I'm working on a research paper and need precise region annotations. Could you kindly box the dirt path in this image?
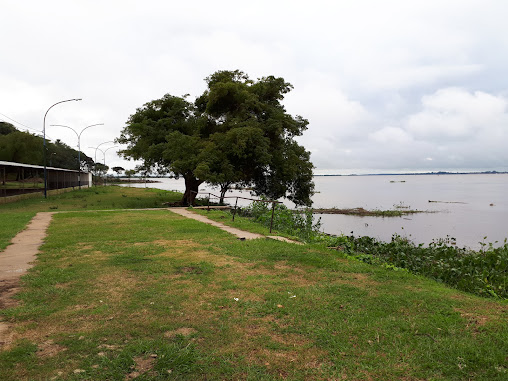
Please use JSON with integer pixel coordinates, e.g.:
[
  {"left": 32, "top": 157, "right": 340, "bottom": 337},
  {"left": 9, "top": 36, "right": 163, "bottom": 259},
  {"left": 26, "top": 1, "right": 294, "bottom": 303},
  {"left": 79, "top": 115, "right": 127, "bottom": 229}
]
[
  {"left": 0, "top": 212, "right": 54, "bottom": 348},
  {"left": 168, "top": 208, "right": 302, "bottom": 244}
]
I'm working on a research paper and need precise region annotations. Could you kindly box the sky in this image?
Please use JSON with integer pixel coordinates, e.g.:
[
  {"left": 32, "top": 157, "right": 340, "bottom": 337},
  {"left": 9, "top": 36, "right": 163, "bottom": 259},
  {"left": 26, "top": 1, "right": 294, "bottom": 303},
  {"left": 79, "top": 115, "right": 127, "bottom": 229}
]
[{"left": 1, "top": 0, "right": 507, "bottom": 175}]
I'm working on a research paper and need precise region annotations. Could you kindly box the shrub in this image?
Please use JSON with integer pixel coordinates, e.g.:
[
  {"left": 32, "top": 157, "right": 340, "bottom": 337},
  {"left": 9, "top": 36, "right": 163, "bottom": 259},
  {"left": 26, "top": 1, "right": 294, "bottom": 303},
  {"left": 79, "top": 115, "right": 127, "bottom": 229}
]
[
  {"left": 347, "top": 234, "right": 508, "bottom": 299},
  {"left": 243, "top": 200, "right": 321, "bottom": 241}
]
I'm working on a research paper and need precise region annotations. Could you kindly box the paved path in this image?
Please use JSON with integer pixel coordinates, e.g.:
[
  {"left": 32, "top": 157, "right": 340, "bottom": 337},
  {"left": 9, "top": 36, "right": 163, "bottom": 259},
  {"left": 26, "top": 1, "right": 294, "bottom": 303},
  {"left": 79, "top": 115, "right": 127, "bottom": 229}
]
[
  {"left": 0, "top": 212, "right": 54, "bottom": 347},
  {"left": 0, "top": 212, "right": 54, "bottom": 281},
  {"left": 168, "top": 208, "right": 302, "bottom": 245},
  {"left": 168, "top": 208, "right": 302, "bottom": 244}
]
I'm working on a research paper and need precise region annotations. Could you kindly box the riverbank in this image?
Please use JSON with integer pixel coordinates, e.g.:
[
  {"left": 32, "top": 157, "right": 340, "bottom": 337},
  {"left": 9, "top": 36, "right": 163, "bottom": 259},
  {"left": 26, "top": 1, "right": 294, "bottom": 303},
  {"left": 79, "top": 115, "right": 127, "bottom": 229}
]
[
  {"left": 1, "top": 187, "right": 506, "bottom": 380},
  {"left": 116, "top": 174, "right": 508, "bottom": 249}
]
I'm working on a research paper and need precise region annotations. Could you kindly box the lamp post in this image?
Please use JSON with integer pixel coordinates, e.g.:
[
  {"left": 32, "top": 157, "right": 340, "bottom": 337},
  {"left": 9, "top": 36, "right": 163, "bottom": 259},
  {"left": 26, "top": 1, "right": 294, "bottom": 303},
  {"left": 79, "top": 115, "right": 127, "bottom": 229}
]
[
  {"left": 50, "top": 123, "right": 103, "bottom": 189},
  {"left": 43, "top": 98, "right": 82, "bottom": 198},
  {"left": 102, "top": 146, "right": 118, "bottom": 186},
  {"left": 89, "top": 141, "right": 114, "bottom": 185}
]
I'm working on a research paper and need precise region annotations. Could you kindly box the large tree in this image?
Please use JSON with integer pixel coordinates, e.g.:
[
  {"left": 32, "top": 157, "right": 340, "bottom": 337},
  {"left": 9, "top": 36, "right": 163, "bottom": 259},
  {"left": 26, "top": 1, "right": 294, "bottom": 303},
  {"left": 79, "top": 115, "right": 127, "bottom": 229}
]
[{"left": 117, "top": 70, "right": 314, "bottom": 206}]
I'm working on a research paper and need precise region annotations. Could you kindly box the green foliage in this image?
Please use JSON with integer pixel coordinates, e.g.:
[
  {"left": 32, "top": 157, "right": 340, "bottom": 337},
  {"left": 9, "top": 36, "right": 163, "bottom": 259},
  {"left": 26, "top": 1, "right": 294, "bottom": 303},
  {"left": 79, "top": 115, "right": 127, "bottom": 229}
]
[
  {"left": 0, "top": 130, "right": 43, "bottom": 164},
  {"left": 0, "top": 126, "right": 93, "bottom": 170},
  {"left": 112, "top": 166, "right": 125, "bottom": 177},
  {"left": 346, "top": 235, "right": 508, "bottom": 299},
  {"left": 0, "top": 121, "right": 17, "bottom": 135},
  {"left": 243, "top": 200, "right": 320, "bottom": 241},
  {"left": 125, "top": 169, "right": 136, "bottom": 178},
  {"left": 117, "top": 70, "right": 314, "bottom": 206}
]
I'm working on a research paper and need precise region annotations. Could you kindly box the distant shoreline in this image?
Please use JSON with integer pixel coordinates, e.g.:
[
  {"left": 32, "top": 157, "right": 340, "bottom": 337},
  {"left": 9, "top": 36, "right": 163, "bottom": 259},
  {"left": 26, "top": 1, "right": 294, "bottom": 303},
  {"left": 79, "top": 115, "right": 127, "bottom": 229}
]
[
  {"left": 113, "top": 171, "right": 508, "bottom": 180},
  {"left": 314, "top": 171, "right": 508, "bottom": 177}
]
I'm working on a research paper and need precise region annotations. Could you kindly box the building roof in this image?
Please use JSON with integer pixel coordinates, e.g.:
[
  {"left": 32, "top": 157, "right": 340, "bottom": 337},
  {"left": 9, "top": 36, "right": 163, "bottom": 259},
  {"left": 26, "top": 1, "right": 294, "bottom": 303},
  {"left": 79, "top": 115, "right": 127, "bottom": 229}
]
[{"left": 0, "top": 160, "right": 87, "bottom": 173}]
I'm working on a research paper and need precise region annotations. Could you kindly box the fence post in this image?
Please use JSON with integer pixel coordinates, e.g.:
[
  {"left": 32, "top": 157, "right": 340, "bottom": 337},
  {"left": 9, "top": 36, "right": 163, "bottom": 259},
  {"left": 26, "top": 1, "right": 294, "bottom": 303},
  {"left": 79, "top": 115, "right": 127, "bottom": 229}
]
[
  {"left": 232, "top": 197, "right": 238, "bottom": 221},
  {"left": 270, "top": 202, "right": 276, "bottom": 233},
  {"left": 2, "top": 166, "right": 6, "bottom": 200},
  {"left": 207, "top": 193, "right": 210, "bottom": 211}
]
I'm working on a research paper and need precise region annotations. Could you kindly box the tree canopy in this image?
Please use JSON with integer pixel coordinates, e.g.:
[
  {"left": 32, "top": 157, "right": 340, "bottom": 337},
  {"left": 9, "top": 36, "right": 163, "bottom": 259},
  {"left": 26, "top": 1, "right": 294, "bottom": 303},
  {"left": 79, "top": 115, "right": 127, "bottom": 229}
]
[
  {"left": 117, "top": 70, "right": 314, "bottom": 206},
  {"left": 0, "top": 121, "right": 17, "bottom": 135},
  {"left": 0, "top": 123, "right": 94, "bottom": 171}
]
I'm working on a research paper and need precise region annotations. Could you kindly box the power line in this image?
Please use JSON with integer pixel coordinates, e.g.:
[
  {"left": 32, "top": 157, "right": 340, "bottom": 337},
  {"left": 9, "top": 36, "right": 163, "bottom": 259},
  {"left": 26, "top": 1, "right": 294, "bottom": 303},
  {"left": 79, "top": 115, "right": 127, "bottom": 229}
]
[
  {"left": 0, "top": 111, "right": 41, "bottom": 133},
  {"left": 0, "top": 112, "right": 58, "bottom": 141},
  {"left": 0, "top": 111, "right": 96, "bottom": 150}
]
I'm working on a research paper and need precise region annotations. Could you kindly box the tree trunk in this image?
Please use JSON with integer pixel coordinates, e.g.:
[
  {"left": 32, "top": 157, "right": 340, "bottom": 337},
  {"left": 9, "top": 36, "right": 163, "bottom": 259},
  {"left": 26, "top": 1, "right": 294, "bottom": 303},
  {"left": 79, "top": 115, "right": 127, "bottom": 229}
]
[
  {"left": 219, "top": 182, "right": 231, "bottom": 205},
  {"left": 182, "top": 175, "right": 203, "bottom": 206}
]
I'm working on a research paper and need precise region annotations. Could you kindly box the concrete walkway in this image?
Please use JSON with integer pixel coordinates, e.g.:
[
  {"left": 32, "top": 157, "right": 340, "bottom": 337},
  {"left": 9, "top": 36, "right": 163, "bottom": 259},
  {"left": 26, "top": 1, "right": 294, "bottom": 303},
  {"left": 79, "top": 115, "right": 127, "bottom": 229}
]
[
  {"left": 168, "top": 208, "right": 302, "bottom": 244},
  {"left": 0, "top": 212, "right": 54, "bottom": 281},
  {"left": 0, "top": 212, "right": 54, "bottom": 347}
]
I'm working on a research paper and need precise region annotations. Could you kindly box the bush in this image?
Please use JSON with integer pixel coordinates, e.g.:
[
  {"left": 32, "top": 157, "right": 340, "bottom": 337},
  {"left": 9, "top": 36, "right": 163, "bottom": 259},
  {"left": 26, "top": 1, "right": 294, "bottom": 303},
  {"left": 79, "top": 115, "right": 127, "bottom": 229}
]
[
  {"left": 242, "top": 200, "right": 321, "bottom": 241},
  {"left": 347, "top": 234, "right": 508, "bottom": 299}
]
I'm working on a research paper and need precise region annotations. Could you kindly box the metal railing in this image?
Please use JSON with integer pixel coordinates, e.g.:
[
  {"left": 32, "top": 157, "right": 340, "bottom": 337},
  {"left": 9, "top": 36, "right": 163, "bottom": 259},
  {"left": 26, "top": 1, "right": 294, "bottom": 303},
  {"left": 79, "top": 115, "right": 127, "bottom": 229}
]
[
  {"left": 190, "top": 191, "right": 281, "bottom": 233},
  {"left": 1, "top": 161, "right": 91, "bottom": 203}
]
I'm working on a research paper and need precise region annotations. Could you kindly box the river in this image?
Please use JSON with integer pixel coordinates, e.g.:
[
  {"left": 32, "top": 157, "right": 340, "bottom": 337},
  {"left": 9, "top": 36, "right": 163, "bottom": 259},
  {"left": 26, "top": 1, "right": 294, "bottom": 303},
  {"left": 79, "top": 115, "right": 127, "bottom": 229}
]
[{"left": 122, "top": 174, "right": 508, "bottom": 249}]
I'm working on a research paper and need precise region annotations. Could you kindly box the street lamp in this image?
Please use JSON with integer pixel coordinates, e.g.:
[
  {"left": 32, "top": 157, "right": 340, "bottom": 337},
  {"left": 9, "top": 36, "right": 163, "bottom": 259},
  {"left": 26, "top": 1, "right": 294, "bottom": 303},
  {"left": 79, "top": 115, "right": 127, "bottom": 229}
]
[
  {"left": 102, "top": 146, "right": 118, "bottom": 186},
  {"left": 89, "top": 141, "right": 114, "bottom": 185},
  {"left": 43, "top": 98, "right": 82, "bottom": 198},
  {"left": 50, "top": 123, "right": 104, "bottom": 189}
]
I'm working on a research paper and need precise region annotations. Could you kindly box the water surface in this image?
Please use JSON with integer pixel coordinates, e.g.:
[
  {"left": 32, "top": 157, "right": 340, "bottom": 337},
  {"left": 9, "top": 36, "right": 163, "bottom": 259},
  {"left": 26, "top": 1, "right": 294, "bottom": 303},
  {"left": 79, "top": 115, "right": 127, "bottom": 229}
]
[{"left": 123, "top": 174, "right": 508, "bottom": 249}]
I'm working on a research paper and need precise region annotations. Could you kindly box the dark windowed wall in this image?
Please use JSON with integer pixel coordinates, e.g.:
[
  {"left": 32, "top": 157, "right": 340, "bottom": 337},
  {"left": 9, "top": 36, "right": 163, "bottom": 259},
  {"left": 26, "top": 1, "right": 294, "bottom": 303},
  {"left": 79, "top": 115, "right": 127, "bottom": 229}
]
[{"left": 0, "top": 160, "right": 91, "bottom": 201}]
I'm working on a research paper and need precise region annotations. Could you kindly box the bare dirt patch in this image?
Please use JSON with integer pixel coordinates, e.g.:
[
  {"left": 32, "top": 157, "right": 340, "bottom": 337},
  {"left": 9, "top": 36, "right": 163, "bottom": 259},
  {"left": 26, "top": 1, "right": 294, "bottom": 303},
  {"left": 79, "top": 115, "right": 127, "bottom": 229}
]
[
  {"left": 455, "top": 308, "right": 491, "bottom": 331},
  {"left": 164, "top": 327, "right": 197, "bottom": 338},
  {"left": 37, "top": 339, "right": 67, "bottom": 358},
  {"left": 76, "top": 244, "right": 94, "bottom": 251},
  {"left": 234, "top": 317, "right": 329, "bottom": 372},
  {"left": 0, "top": 279, "right": 20, "bottom": 310},
  {"left": 125, "top": 355, "right": 157, "bottom": 380}
]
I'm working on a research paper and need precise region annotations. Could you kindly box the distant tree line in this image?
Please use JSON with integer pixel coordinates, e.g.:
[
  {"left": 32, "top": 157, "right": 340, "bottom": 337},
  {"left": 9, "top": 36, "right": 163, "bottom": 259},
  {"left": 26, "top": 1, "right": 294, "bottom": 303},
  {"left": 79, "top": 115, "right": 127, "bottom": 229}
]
[{"left": 0, "top": 121, "right": 94, "bottom": 171}]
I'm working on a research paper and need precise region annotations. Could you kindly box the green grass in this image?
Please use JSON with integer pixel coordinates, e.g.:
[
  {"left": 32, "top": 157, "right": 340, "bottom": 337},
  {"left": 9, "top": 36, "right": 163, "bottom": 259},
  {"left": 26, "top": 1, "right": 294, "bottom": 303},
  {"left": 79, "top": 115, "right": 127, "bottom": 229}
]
[
  {"left": 0, "top": 212, "right": 37, "bottom": 250},
  {"left": 0, "top": 185, "right": 182, "bottom": 213},
  {"left": 0, "top": 186, "right": 181, "bottom": 251},
  {"left": 1, "top": 210, "right": 507, "bottom": 380},
  {"left": 1, "top": 181, "right": 44, "bottom": 189},
  {"left": 192, "top": 208, "right": 300, "bottom": 240}
]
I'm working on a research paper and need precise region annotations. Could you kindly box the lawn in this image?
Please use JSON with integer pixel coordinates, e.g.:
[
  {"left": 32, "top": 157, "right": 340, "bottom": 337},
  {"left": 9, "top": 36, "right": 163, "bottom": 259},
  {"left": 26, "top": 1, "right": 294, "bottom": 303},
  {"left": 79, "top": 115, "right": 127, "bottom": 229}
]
[
  {"left": 0, "top": 186, "right": 181, "bottom": 250},
  {"left": 1, "top": 206, "right": 507, "bottom": 380}
]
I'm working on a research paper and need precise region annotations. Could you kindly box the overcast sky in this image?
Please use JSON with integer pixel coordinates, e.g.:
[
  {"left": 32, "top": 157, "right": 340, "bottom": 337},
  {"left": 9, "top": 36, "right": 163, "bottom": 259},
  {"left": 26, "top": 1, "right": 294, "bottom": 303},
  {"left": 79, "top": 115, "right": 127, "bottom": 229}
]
[{"left": 1, "top": 0, "right": 507, "bottom": 174}]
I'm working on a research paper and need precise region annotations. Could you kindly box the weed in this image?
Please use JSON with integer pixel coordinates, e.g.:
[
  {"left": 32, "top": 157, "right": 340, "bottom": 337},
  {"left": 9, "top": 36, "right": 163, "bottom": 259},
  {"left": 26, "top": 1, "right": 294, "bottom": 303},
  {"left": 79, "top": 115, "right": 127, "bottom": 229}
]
[
  {"left": 344, "top": 235, "right": 508, "bottom": 299},
  {"left": 240, "top": 200, "right": 320, "bottom": 241}
]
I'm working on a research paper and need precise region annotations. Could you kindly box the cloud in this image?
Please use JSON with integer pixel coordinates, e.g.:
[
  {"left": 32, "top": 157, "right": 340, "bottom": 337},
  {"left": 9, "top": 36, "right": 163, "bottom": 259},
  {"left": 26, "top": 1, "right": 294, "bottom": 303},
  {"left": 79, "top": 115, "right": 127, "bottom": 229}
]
[
  {"left": 2, "top": 1, "right": 508, "bottom": 173},
  {"left": 305, "top": 87, "right": 508, "bottom": 173},
  {"left": 407, "top": 88, "right": 508, "bottom": 141},
  {"left": 368, "top": 127, "right": 413, "bottom": 145}
]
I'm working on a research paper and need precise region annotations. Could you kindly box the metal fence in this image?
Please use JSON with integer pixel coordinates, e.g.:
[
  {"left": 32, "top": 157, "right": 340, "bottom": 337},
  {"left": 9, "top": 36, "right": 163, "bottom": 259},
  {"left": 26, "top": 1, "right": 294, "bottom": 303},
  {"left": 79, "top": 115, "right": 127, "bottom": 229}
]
[
  {"left": 0, "top": 160, "right": 91, "bottom": 202},
  {"left": 191, "top": 191, "right": 282, "bottom": 233}
]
